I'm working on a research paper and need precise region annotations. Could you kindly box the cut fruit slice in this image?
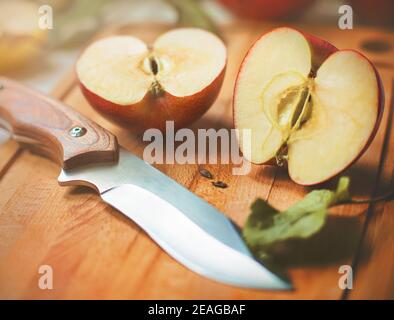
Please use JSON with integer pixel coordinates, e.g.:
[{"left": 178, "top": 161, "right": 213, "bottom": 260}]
[
  {"left": 76, "top": 28, "right": 227, "bottom": 131},
  {"left": 234, "top": 27, "right": 384, "bottom": 185}
]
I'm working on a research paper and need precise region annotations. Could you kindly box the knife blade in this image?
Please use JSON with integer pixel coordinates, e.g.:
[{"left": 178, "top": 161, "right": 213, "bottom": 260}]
[{"left": 0, "top": 77, "right": 291, "bottom": 290}]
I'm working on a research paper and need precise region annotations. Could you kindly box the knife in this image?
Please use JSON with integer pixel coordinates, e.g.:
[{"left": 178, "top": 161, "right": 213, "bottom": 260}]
[{"left": 0, "top": 77, "right": 291, "bottom": 290}]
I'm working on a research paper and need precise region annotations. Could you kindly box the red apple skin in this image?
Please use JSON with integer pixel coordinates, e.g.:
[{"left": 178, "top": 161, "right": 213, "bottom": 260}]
[
  {"left": 233, "top": 28, "right": 384, "bottom": 185},
  {"left": 301, "top": 32, "right": 338, "bottom": 73},
  {"left": 79, "top": 68, "right": 226, "bottom": 132},
  {"left": 219, "top": 0, "right": 315, "bottom": 20}
]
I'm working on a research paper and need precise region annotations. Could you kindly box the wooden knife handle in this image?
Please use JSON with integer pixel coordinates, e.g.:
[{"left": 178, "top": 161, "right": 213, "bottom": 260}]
[{"left": 0, "top": 77, "right": 119, "bottom": 169}]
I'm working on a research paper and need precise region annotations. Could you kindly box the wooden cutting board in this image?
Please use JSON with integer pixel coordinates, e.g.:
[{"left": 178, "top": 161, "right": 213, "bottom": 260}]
[{"left": 0, "top": 22, "right": 393, "bottom": 299}]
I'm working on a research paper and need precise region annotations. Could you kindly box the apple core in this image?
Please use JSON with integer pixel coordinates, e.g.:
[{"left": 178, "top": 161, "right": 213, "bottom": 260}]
[
  {"left": 234, "top": 27, "right": 383, "bottom": 185},
  {"left": 261, "top": 71, "right": 314, "bottom": 152}
]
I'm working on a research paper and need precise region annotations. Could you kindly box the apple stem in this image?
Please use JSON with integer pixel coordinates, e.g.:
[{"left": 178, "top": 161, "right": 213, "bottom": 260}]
[
  {"left": 150, "top": 80, "right": 164, "bottom": 97},
  {"left": 275, "top": 144, "right": 288, "bottom": 166},
  {"left": 335, "top": 192, "right": 394, "bottom": 206},
  {"left": 308, "top": 70, "right": 316, "bottom": 78}
]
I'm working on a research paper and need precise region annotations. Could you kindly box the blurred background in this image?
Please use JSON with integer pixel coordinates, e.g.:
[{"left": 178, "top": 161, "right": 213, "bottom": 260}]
[{"left": 0, "top": 0, "right": 393, "bottom": 93}]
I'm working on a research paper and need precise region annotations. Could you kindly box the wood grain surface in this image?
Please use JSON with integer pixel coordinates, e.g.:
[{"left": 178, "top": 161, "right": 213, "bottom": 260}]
[{"left": 0, "top": 22, "right": 393, "bottom": 299}]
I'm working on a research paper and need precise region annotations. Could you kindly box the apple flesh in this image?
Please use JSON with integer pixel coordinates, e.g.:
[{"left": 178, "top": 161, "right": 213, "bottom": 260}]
[
  {"left": 234, "top": 27, "right": 384, "bottom": 185},
  {"left": 76, "top": 28, "right": 227, "bottom": 132}
]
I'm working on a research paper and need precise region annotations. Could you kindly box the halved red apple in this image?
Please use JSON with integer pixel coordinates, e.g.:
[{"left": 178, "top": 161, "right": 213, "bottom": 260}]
[
  {"left": 76, "top": 28, "right": 227, "bottom": 132},
  {"left": 234, "top": 27, "right": 384, "bottom": 185}
]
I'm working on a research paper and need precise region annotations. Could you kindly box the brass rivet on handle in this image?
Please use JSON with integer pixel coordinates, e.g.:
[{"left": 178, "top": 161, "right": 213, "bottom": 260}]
[{"left": 69, "top": 126, "right": 86, "bottom": 138}]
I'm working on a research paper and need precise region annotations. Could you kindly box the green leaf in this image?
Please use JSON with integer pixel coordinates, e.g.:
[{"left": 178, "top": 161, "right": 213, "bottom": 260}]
[
  {"left": 164, "top": 0, "right": 220, "bottom": 36},
  {"left": 335, "top": 176, "right": 351, "bottom": 203},
  {"left": 242, "top": 177, "right": 351, "bottom": 254}
]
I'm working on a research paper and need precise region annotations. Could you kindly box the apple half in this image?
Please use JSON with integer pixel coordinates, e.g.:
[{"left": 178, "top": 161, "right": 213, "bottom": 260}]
[
  {"left": 234, "top": 27, "right": 384, "bottom": 185},
  {"left": 76, "top": 28, "right": 227, "bottom": 132}
]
